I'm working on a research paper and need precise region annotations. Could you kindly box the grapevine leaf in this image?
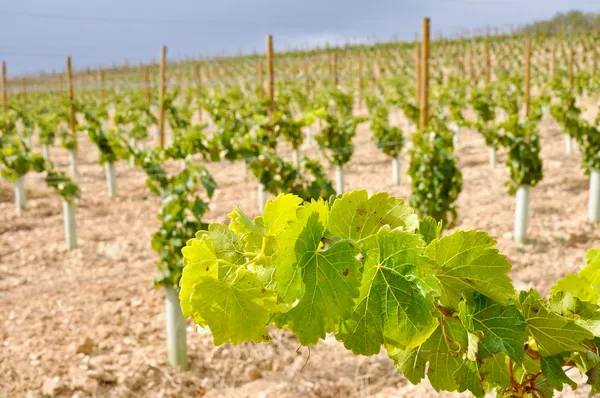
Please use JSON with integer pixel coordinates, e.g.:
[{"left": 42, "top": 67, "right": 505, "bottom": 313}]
[
  {"left": 540, "top": 354, "right": 577, "bottom": 391},
  {"left": 424, "top": 230, "right": 514, "bottom": 309},
  {"left": 195, "top": 223, "right": 244, "bottom": 265},
  {"left": 520, "top": 290, "right": 593, "bottom": 356},
  {"left": 587, "top": 365, "right": 600, "bottom": 396},
  {"left": 388, "top": 346, "right": 426, "bottom": 385},
  {"left": 422, "top": 318, "right": 469, "bottom": 393},
  {"left": 459, "top": 294, "right": 527, "bottom": 362},
  {"left": 262, "top": 193, "right": 304, "bottom": 237},
  {"left": 276, "top": 211, "right": 360, "bottom": 345},
  {"left": 180, "top": 236, "right": 220, "bottom": 323},
  {"left": 337, "top": 228, "right": 438, "bottom": 355},
  {"left": 549, "top": 291, "right": 600, "bottom": 334},
  {"left": 227, "top": 207, "right": 264, "bottom": 252},
  {"left": 550, "top": 274, "right": 599, "bottom": 303},
  {"left": 328, "top": 190, "right": 419, "bottom": 249},
  {"left": 418, "top": 216, "right": 443, "bottom": 244},
  {"left": 551, "top": 248, "right": 600, "bottom": 303},
  {"left": 586, "top": 248, "right": 600, "bottom": 263},
  {"left": 190, "top": 268, "right": 276, "bottom": 345},
  {"left": 455, "top": 360, "right": 485, "bottom": 398},
  {"left": 480, "top": 353, "right": 512, "bottom": 392}
]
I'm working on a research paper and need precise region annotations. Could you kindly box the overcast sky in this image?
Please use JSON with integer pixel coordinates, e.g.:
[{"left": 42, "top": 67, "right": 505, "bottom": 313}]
[{"left": 1, "top": 0, "right": 598, "bottom": 76}]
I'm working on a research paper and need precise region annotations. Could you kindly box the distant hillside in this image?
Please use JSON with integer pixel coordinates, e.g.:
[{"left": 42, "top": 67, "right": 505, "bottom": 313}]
[{"left": 519, "top": 10, "right": 600, "bottom": 36}]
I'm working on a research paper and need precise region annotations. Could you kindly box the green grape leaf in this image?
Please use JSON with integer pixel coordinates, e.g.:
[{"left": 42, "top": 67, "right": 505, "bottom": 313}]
[
  {"left": 549, "top": 291, "right": 600, "bottom": 334},
  {"left": 228, "top": 206, "right": 262, "bottom": 235},
  {"left": 422, "top": 318, "right": 470, "bottom": 393},
  {"left": 190, "top": 268, "right": 276, "bottom": 345},
  {"left": 271, "top": 199, "right": 329, "bottom": 305},
  {"left": 424, "top": 230, "right": 514, "bottom": 309},
  {"left": 540, "top": 354, "right": 577, "bottom": 391},
  {"left": 418, "top": 216, "right": 443, "bottom": 244},
  {"left": 480, "top": 353, "right": 512, "bottom": 391},
  {"left": 276, "top": 209, "right": 360, "bottom": 345},
  {"left": 337, "top": 228, "right": 439, "bottom": 355},
  {"left": 328, "top": 190, "right": 419, "bottom": 248},
  {"left": 459, "top": 294, "right": 527, "bottom": 362},
  {"left": 586, "top": 248, "right": 600, "bottom": 263},
  {"left": 195, "top": 223, "right": 244, "bottom": 265},
  {"left": 227, "top": 207, "right": 264, "bottom": 252},
  {"left": 550, "top": 274, "right": 599, "bottom": 303},
  {"left": 388, "top": 345, "right": 426, "bottom": 385},
  {"left": 262, "top": 193, "right": 303, "bottom": 237},
  {"left": 587, "top": 365, "right": 600, "bottom": 396},
  {"left": 180, "top": 236, "right": 220, "bottom": 323},
  {"left": 520, "top": 290, "right": 593, "bottom": 357},
  {"left": 551, "top": 249, "right": 600, "bottom": 303},
  {"left": 455, "top": 360, "right": 485, "bottom": 398}
]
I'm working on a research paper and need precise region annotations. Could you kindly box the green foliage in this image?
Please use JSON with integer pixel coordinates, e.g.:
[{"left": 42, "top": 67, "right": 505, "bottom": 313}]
[
  {"left": 366, "top": 95, "right": 404, "bottom": 157},
  {"left": 498, "top": 115, "right": 544, "bottom": 195},
  {"left": 180, "top": 190, "right": 600, "bottom": 397},
  {"left": 0, "top": 137, "right": 46, "bottom": 181},
  {"left": 247, "top": 149, "right": 335, "bottom": 201},
  {"left": 311, "top": 89, "right": 366, "bottom": 167},
  {"left": 408, "top": 127, "right": 462, "bottom": 229},
  {"left": 152, "top": 162, "right": 216, "bottom": 288}
]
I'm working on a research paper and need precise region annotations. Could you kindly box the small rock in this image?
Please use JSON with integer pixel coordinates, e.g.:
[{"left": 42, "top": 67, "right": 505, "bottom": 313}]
[
  {"left": 502, "top": 232, "right": 513, "bottom": 239},
  {"left": 42, "top": 376, "right": 64, "bottom": 396},
  {"left": 76, "top": 337, "right": 95, "bottom": 355},
  {"left": 244, "top": 365, "right": 262, "bottom": 381},
  {"left": 272, "top": 359, "right": 284, "bottom": 372}
]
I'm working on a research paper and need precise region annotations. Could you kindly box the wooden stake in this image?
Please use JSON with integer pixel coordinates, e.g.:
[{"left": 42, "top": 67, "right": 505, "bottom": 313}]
[
  {"left": 414, "top": 34, "right": 421, "bottom": 104},
  {"left": 266, "top": 34, "right": 275, "bottom": 116},
  {"left": 420, "top": 18, "right": 430, "bottom": 131},
  {"left": 525, "top": 40, "right": 531, "bottom": 119},
  {"left": 331, "top": 52, "right": 338, "bottom": 87},
  {"left": 568, "top": 46, "right": 574, "bottom": 89},
  {"left": 98, "top": 70, "right": 104, "bottom": 104},
  {"left": 256, "top": 61, "right": 264, "bottom": 95},
  {"left": 21, "top": 79, "right": 27, "bottom": 110},
  {"left": 303, "top": 58, "right": 310, "bottom": 95},
  {"left": 143, "top": 68, "right": 150, "bottom": 105},
  {"left": 485, "top": 34, "right": 492, "bottom": 83},
  {"left": 158, "top": 45, "right": 167, "bottom": 147},
  {"left": 66, "top": 56, "right": 76, "bottom": 135},
  {"left": 593, "top": 46, "right": 598, "bottom": 76},
  {"left": 1, "top": 61, "right": 7, "bottom": 117}
]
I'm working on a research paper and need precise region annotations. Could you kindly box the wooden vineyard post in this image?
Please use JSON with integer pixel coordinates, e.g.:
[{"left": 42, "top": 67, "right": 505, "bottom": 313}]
[
  {"left": 331, "top": 52, "right": 338, "bottom": 87},
  {"left": 194, "top": 63, "right": 202, "bottom": 121},
  {"left": 358, "top": 52, "right": 365, "bottom": 107},
  {"left": 568, "top": 46, "right": 574, "bottom": 89},
  {"left": 266, "top": 34, "right": 275, "bottom": 116},
  {"left": 98, "top": 70, "right": 104, "bottom": 104},
  {"left": 1, "top": 61, "right": 7, "bottom": 123},
  {"left": 21, "top": 78, "right": 27, "bottom": 110},
  {"left": 485, "top": 33, "right": 492, "bottom": 84},
  {"left": 158, "top": 45, "right": 167, "bottom": 147},
  {"left": 303, "top": 58, "right": 310, "bottom": 95},
  {"left": 420, "top": 18, "right": 430, "bottom": 132},
  {"left": 593, "top": 46, "right": 598, "bottom": 77},
  {"left": 515, "top": 39, "right": 532, "bottom": 244},
  {"left": 524, "top": 40, "right": 531, "bottom": 119},
  {"left": 412, "top": 34, "right": 420, "bottom": 134},
  {"left": 566, "top": 46, "right": 575, "bottom": 155},
  {"left": 143, "top": 68, "right": 151, "bottom": 106},
  {"left": 66, "top": 56, "right": 78, "bottom": 175},
  {"left": 256, "top": 61, "right": 264, "bottom": 96}
]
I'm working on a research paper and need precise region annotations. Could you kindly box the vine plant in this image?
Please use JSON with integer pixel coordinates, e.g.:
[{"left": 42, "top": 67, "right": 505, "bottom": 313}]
[{"left": 179, "top": 190, "right": 600, "bottom": 397}]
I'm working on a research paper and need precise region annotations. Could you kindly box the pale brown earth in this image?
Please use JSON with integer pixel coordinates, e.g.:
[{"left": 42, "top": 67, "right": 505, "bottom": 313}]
[{"left": 1, "top": 108, "right": 599, "bottom": 397}]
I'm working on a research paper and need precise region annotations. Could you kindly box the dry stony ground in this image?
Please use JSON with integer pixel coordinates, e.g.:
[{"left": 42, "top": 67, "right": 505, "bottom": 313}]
[{"left": 1, "top": 107, "right": 599, "bottom": 398}]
